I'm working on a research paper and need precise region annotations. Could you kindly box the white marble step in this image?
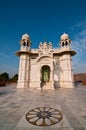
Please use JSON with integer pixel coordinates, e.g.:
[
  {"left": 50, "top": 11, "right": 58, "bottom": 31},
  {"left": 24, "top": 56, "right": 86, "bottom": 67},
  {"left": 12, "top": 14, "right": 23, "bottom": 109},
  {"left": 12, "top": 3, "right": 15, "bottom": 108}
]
[{"left": 42, "top": 83, "right": 53, "bottom": 89}]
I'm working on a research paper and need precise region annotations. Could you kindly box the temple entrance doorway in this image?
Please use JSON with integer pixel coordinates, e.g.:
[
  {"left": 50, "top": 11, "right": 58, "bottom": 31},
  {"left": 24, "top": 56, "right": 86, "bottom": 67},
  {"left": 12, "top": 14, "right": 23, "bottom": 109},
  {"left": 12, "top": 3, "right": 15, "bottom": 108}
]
[{"left": 41, "top": 65, "right": 50, "bottom": 89}]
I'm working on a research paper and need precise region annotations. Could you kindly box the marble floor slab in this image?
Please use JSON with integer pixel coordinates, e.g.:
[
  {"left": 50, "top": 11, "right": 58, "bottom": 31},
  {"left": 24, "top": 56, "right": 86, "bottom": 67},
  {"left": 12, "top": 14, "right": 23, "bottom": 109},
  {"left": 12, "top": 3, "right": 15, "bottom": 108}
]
[{"left": 0, "top": 84, "right": 86, "bottom": 130}]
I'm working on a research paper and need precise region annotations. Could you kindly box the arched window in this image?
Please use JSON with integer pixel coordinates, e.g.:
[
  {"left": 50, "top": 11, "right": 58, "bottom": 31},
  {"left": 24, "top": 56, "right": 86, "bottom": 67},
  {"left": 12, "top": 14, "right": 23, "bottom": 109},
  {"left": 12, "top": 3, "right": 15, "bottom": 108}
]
[
  {"left": 27, "top": 42, "right": 29, "bottom": 47},
  {"left": 23, "top": 42, "right": 26, "bottom": 46},
  {"left": 66, "top": 41, "right": 68, "bottom": 46},
  {"left": 62, "top": 42, "right": 64, "bottom": 47}
]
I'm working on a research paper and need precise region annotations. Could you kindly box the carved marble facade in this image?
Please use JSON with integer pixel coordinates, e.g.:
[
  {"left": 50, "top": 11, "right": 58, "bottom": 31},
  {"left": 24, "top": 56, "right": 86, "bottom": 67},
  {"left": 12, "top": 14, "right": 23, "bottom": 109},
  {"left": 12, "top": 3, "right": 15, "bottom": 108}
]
[{"left": 16, "top": 33, "right": 76, "bottom": 89}]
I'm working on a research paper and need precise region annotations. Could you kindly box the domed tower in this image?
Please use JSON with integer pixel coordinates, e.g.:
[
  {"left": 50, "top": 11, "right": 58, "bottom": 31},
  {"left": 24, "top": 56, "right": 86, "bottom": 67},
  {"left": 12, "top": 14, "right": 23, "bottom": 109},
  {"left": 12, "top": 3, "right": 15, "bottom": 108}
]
[
  {"left": 16, "top": 33, "right": 31, "bottom": 88},
  {"left": 60, "top": 33, "right": 71, "bottom": 47},
  {"left": 20, "top": 33, "right": 31, "bottom": 48},
  {"left": 59, "top": 33, "right": 76, "bottom": 88}
]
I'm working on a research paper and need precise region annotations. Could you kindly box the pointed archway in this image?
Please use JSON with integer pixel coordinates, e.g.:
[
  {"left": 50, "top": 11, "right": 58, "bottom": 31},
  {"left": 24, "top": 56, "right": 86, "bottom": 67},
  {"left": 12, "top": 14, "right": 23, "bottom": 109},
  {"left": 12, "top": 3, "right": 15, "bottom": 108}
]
[{"left": 41, "top": 65, "right": 50, "bottom": 82}]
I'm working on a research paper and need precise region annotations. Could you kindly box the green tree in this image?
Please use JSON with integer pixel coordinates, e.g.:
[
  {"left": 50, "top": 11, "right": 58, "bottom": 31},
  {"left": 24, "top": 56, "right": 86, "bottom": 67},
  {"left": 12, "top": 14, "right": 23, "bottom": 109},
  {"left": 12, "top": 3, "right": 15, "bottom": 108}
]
[
  {"left": 0, "top": 72, "right": 9, "bottom": 82},
  {"left": 11, "top": 74, "right": 18, "bottom": 82}
]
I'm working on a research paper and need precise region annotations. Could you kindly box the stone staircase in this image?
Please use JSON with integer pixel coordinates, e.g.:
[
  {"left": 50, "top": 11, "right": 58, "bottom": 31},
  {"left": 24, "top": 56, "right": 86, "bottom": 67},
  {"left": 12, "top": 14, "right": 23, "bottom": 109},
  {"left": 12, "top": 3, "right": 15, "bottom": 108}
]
[{"left": 42, "top": 82, "right": 53, "bottom": 89}]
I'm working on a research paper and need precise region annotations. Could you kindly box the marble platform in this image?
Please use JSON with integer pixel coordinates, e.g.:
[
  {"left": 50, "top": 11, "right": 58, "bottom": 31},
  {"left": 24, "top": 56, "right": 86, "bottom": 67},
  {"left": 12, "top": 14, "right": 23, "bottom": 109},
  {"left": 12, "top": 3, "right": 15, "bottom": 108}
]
[{"left": 0, "top": 84, "right": 86, "bottom": 130}]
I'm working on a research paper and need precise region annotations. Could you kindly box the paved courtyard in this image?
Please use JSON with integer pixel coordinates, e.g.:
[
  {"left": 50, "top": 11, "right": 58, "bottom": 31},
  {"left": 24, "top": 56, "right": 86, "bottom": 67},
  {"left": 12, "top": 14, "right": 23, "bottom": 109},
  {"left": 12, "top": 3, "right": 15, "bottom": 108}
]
[{"left": 0, "top": 84, "right": 86, "bottom": 130}]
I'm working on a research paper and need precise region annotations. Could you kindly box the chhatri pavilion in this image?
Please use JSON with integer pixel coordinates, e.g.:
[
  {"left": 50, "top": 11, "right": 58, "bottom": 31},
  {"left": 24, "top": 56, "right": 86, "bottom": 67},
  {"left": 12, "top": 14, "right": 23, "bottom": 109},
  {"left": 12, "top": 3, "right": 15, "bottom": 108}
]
[{"left": 16, "top": 33, "right": 76, "bottom": 89}]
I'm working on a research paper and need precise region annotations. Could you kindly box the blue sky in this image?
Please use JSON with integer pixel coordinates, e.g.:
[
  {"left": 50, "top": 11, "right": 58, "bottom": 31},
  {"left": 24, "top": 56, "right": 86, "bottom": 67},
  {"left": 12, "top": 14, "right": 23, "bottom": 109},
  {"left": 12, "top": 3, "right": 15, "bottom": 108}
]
[{"left": 0, "top": 0, "right": 86, "bottom": 77}]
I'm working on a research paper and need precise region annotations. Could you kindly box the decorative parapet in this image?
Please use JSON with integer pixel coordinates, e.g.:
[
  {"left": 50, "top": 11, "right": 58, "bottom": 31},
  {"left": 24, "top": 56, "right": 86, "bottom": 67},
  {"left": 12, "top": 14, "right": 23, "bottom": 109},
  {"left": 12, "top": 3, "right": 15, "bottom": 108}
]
[
  {"left": 16, "top": 46, "right": 31, "bottom": 56},
  {"left": 59, "top": 45, "right": 71, "bottom": 52},
  {"left": 20, "top": 46, "right": 30, "bottom": 51},
  {"left": 53, "top": 48, "right": 60, "bottom": 53},
  {"left": 38, "top": 41, "right": 53, "bottom": 56},
  {"left": 53, "top": 46, "right": 76, "bottom": 56},
  {"left": 31, "top": 49, "right": 39, "bottom": 53}
]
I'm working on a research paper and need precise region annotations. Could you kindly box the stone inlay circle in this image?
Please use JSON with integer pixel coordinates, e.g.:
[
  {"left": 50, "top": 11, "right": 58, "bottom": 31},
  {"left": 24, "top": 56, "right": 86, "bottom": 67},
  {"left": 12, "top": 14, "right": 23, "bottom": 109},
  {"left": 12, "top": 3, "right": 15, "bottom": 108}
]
[{"left": 26, "top": 107, "right": 63, "bottom": 126}]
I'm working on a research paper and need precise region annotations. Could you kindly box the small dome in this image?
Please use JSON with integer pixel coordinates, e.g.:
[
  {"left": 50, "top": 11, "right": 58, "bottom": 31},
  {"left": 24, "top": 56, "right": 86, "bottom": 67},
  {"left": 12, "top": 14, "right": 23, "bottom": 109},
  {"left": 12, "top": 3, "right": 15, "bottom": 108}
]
[
  {"left": 60, "top": 33, "right": 69, "bottom": 40},
  {"left": 22, "top": 33, "right": 30, "bottom": 40}
]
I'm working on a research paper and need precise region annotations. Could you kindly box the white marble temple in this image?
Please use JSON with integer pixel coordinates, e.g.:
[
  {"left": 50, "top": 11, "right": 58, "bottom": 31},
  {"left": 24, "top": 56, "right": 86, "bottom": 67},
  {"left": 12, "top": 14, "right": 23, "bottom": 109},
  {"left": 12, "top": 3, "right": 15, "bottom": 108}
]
[{"left": 16, "top": 33, "right": 76, "bottom": 89}]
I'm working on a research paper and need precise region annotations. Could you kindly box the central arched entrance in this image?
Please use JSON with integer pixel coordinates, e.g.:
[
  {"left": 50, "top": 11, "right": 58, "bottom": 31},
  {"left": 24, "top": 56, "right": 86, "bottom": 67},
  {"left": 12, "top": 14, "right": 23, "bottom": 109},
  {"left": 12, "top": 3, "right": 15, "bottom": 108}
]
[{"left": 41, "top": 65, "right": 50, "bottom": 82}]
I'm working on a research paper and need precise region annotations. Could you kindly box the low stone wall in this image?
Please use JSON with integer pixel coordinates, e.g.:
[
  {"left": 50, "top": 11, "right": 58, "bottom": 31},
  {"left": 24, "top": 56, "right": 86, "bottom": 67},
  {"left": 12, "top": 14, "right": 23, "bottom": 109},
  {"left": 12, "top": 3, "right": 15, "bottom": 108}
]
[
  {"left": 0, "top": 82, "right": 17, "bottom": 87},
  {"left": 0, "top": 82, "right": 6, "bottom": 87},
  {"left": 82, "top": 80, "right": 86, "bottom": 85}
]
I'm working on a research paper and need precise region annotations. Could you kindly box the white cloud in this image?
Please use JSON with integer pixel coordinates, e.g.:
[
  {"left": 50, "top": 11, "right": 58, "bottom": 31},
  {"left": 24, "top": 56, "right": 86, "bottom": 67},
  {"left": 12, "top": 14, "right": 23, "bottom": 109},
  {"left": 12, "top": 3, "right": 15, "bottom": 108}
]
[{"left": 71, "top": 20, "right": 86, "bottom": 73}]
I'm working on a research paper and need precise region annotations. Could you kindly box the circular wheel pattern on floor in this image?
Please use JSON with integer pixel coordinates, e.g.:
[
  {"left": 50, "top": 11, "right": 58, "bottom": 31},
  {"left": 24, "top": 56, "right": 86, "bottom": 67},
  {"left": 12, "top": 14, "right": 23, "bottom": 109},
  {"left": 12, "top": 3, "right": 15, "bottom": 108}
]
[{"left": 26, "top": 107, "right": 63, "bottom": 126}]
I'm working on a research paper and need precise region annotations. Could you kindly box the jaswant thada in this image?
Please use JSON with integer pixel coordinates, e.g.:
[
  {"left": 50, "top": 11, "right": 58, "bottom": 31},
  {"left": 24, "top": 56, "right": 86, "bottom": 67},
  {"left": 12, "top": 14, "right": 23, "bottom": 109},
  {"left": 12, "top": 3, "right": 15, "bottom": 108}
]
[{"left": 16, "top": 33, "right": 76, "bottom": 89}]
